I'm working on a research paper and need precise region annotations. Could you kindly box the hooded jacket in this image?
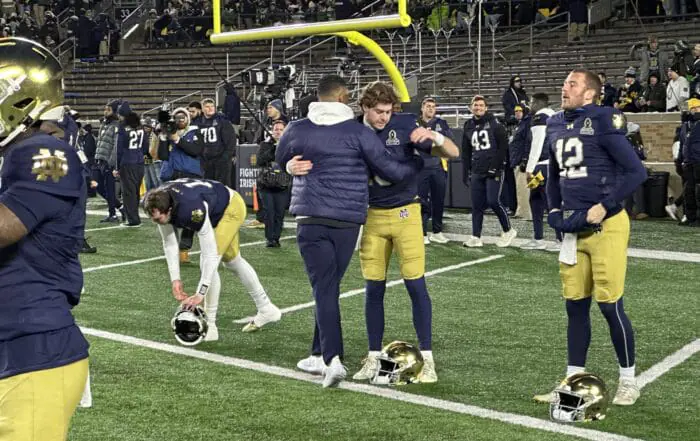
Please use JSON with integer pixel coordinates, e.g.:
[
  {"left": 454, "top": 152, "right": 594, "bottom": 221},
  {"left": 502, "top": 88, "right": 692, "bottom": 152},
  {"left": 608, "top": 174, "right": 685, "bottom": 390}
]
[
  {"left": 275, "top": 102, "right": 422, "bottom": 225},
  {"left": 158, "top": 107, "right": 204, "bottom": 180},
  {"left": 501, "top": 76, "right": 529, "bottom": 123},
  {"left": 95, "top": 114, "right": 119, "bottom": 167}
]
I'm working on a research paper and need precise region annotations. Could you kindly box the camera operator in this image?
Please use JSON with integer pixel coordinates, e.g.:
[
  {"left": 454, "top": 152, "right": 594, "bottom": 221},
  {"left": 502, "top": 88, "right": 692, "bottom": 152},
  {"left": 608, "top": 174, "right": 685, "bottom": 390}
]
[{"left": 199, "top": 98, "right": 237, "bottom": 186}]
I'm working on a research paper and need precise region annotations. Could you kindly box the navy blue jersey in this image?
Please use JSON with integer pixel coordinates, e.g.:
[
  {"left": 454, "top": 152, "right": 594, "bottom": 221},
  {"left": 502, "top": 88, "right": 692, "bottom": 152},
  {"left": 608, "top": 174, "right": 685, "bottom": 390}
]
[
  {"left": 546, "top": 105, "right": 647, "bottom": 213},
  {"left": 366, "top": 113, "right": 431, "bottom": 208},
  {"left": 461, "top": 113, "right": 509, "bottom": 175},
  {"left": 198, "top": 114, "right": 234, "bottom": 160},
  {"left": 117, "top": 125, "right": 147, "bottom": 167},
  {"left": 418, "top": 116, "right": 453, "bottom": 168},
  {"left": 0, "top": 133, "right": 89, "bottom": 379},
  {"left": 164, "top": 178, "right": 232, "bottom": 231}
]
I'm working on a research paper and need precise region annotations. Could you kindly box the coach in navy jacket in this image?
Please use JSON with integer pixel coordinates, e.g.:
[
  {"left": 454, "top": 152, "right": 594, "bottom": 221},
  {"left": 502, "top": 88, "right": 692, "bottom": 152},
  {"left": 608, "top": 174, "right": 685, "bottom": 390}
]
[{"left": 275, "top": 75, "right": 422, "bottom": 387}]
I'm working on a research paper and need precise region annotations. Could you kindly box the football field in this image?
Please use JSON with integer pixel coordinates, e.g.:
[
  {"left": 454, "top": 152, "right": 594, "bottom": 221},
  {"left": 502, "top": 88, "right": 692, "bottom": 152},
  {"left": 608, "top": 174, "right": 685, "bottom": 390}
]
[{"left": 71, "top": 206, "right": 700, "bottom": 441}]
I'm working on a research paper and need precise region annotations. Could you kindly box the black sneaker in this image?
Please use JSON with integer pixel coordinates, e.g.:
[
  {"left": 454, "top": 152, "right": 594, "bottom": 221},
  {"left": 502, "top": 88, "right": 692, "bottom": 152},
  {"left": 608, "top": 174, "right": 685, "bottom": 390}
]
[
  {"left": 273, "top": 240, "right": 281, "bottom": 248},
  {"left": 80, "top": 239, "right": 97, "bottom": 254},
  {"left": 99, "top": 215, "right": 119, "bottom": 223},
  {"left": 266, "top": 240, "right": 275, "bottom": 248}
]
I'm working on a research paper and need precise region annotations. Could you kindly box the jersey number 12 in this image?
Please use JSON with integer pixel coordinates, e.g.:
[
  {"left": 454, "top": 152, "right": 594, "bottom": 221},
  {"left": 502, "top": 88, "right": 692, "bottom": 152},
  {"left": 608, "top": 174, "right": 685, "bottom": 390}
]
[{"left": 555, "top": 137, "right": 588, "bottom": 179}]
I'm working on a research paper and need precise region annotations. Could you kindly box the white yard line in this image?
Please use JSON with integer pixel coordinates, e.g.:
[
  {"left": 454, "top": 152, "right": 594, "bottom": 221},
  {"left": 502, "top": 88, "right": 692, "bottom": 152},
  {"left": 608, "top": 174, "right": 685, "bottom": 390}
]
[
  {"left": 82, "top": 236, "right": 297, "bottom": 273},
  {"left": 637, "top": 339, "right": 700, "bottom": 390},
  {"left": 85, "top": 225, "right": 130, "bottom": 232},
  {"left": 442, "top": 233, "right": 700, "bottom": 263},
  {"left": 80, "top": 327, "right": 644, "bottom": 441},
  {"left": 232, "top": 255, "right": 505, "bottom": 324}
]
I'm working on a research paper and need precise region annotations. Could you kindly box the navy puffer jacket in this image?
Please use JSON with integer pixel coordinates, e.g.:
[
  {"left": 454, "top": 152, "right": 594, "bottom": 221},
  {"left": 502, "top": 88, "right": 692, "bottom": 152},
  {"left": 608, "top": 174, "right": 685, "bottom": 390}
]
[{"left": 276, "top": 102, "right": 422, "bottom": 224}]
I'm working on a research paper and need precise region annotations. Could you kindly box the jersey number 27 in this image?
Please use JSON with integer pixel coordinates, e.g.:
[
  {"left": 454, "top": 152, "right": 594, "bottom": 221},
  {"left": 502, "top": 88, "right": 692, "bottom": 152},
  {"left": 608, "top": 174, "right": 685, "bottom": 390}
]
[{"left": 555, "top": 137, "right": 588, "bottom": 178}]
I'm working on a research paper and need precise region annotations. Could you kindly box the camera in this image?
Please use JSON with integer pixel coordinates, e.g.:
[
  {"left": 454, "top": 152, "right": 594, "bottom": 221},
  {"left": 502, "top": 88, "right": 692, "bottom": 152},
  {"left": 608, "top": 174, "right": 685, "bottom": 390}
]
[{"left": 157, "top": 110, "right": 179, "bottom": 134}]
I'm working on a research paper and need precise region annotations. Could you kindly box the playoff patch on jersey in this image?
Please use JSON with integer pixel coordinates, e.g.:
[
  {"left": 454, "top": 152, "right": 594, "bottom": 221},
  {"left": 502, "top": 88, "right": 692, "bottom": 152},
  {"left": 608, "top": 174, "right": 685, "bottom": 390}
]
[
  {"left": 386, "top": 130, "right": 401, "bottom": 146},
  {"left": 31, "top": 149, "right": 68, "bottom": 182}
]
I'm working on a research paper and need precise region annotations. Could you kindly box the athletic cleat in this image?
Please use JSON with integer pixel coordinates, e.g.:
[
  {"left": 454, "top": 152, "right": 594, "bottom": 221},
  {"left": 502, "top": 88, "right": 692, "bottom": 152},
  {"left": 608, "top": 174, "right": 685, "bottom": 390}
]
[
  {"left": 203, "top": 323, "right": 219, "bottom": 342},
  {"left": 429, "top": 232, "right": 449, "bottom": 244},
  {"left": 352, "top": 354, "right": 379, "bottom": 381},
  {"left": 322, "top": 356, "right": 346, "bottom": 388},
  {"left": 179, "top": 251, "right": 190, "bottom": 264},
  {"left": 242, "top": 303, "right": 282, "bottom": 332},
  {"left": 297, "top": 355, "right": 326, "bottom": 376},
  {"left": 463, "top": 236, "right": 483, "bottom": 248},
  {"left": 417, "top": 358, "right": 438, "bottom": 383},
  {"left": 496, "top": 229, "right": 518, "bottom": 247},
  {"left": 520, "top": 239, "right": 547, "bottom": 250},
  {"left": 612, "top": 379, "right": 640, "bottom": 406}
]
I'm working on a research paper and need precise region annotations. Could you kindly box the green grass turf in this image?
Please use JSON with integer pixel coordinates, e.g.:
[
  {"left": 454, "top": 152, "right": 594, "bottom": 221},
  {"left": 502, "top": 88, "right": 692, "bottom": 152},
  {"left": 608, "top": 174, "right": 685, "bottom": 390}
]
[{"left": 71, "top": 214, "right": 700, "bottom": 440}]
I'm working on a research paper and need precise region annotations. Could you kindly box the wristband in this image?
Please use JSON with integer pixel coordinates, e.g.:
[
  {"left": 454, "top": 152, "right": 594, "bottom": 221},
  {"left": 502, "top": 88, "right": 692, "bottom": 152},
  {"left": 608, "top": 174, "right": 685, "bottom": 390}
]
[{"left": 197, "top": 284, "right": 209, "bottom": 296}]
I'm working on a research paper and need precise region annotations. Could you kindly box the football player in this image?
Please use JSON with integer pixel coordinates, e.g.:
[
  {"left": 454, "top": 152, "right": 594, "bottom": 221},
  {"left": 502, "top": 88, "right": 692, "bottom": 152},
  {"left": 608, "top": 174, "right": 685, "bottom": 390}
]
[
  {"left": 534, "top": 69, "right": 647, "bottom": 406},
  {"left": 0, "top": 37, "right": 90, "bottom": 440},
  {"left": 520, "top": 93, "right": 562, "bottom": 251},
  {"left": 199, "top": 98, "right": 237, "bottom": 186},
  {"left": 417, "top": 97, "right": 453, "bottom": 244},
  {"left": 461, "top": 96, "right": 518, "bottom": 248},
  {"left": 143, "top": 178, "right": 282, "bottom": 340},
  {"left": 352, "top": 82, "right": 459, "bottom": 384}
]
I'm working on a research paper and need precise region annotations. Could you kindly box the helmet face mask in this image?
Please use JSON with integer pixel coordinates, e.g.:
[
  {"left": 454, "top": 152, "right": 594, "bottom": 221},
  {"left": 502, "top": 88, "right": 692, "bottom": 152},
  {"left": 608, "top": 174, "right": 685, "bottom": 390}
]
[
  {"left": 171, "top": 306, "right": 208, "bottom": 346},
  {"left": 550, "top": 373, "right": 609, "bottom": 423},
  {"left": 370, "top": 341, "right": 424, "bottom": 386}
]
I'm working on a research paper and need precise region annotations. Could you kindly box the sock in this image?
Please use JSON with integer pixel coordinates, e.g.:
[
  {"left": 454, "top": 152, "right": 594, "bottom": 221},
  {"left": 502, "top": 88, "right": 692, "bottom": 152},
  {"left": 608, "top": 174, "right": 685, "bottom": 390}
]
[
  {"left": 204, "top": 270, "right": 221, "bottom": 325},
  {"left": 598, "top": 298, "right": 636, "bottom": 368},
  {"left": 421, "top": 350, "right": 433, "bottom": 361},
  {"left": 224, "top": 255, "right": 270, "bottom": 310},
  {"left": 79, "top": 370, "right": 92, "bottom": 408},
  {"left": 365, "top": 280, "right": 386, "bottom": 351},
  {"left": 404, "top": 277, "right": 433, "bottom": 350},
  {"left": 566, "top": 297, "right": 592, "bottom": 367},
  {"left": 619, "top": 365, "right": 635, "bottom": 381},
  {"left": 566, "top": 365, "right": 586, "bottom": 377},
  {"left": 368, "top": 350, "right": 381, "bottom": 358}
]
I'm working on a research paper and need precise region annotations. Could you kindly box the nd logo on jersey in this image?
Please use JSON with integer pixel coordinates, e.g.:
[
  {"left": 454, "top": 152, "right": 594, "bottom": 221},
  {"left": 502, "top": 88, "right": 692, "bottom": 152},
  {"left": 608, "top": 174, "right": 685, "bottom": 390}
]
[
  {"left": 399, "top": 208, "right": 409, "bottom": 219},
  {"left": 386, "top": 130, "right": 400, "bottom": 146},
  {"left": 32, "top": 149, "right": 68, "bottom": 182}
]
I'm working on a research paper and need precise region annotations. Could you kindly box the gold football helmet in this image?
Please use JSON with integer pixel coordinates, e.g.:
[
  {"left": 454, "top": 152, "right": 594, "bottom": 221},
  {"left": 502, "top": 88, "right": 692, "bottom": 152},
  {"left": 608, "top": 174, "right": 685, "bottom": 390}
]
[
  {"left": 0, "top": 37, "right": 64, "bottom": 147},
  {"left": 371, "top": 341, "right": 424, "bottom": 386},
  {"left": 550, "top": 372, "right": 609, "bottom": 423}
]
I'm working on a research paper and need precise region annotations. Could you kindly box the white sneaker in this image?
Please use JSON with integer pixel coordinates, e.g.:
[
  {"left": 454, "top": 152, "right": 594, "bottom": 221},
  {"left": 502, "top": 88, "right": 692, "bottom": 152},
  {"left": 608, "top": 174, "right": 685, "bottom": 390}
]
[
  {"left": 463, "top": 236, "right": 483, "bottom": 247},
  {"left": 352, "top": 354, "right": 379, "bottom": 381},
  {"left": 612, "top": 379, "right": 640, "bottom": 406},
  {"left": 242, "top": 303, "right": 282, "bottom": 332},
  {"left": 681, "top": 215, "right": 687, "bottom": 223},
  {"left": 418, "top": 358, "right": 438, "bottom": 383},
  {"left": 546, "top": 240, "right": 562, "bottom": 252},
  {"left": 322, "top": 356, "right": 346, "bottom": 388},
  {"left": 204, "top": 323, "right": 219, "bottom": 342},
  {"left": 496, "top": 229, "right": 517, "bottom": 247},
  {"left": 423, "top": 235, "right": 430, "bottom": 245},
  {"left": 429, "top": 232, "right": 449, "bottom": 244},
  {"left": 520, "top": 239, "right": 546, "bottom": 250},
  {"left": 296, "top": 355, "right": 325, "bottom": 376},
  {"left": 665, "top": 204, "right": 679, "bottom": 221}
]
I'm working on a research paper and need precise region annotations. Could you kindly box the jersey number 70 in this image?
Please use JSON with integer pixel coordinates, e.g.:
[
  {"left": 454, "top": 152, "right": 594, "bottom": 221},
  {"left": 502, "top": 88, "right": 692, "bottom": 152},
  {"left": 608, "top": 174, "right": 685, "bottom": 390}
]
[{"left": 555, "top": 137, "right": 588, "bottom": 179}]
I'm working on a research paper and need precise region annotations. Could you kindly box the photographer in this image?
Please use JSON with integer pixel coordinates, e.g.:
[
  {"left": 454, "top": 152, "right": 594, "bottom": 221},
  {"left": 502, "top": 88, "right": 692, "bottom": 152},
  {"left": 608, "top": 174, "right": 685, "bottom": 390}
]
[
  {"left": 157, "top": 107, "right": 204, "bottom": 181},
  {"left": 199, "top": 98, "right": 237, "bottom": 186},
  {"left": 256, "top": 120, "right": 291, "bottom": 248}
]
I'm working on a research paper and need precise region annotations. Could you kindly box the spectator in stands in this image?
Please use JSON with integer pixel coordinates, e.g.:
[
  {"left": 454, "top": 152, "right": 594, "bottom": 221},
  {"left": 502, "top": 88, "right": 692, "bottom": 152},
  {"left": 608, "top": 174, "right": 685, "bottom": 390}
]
[
  {"left": 666, "top": 65, "right": 690, "bottom": 111},
  {"left": 598, "top": 72, "right": 617, "bottom": 107},
  {"left": 615, "top": 67, "right": 642, "bottom": 113},
  {"left": 691, "top": 44, "right": 700, "bottom": 98},
  {"left": 640, "top": 72, "right": 667, "bottom": 112},
  {"left": 630, "top": 35, "right": 668, "bottom": 83},
  {"left": 256, "top": 120, "right": 291, "bottom": 248},
  {"left": 678, "top": 98, "right": 700, "bottom": 226},
  {"left": 502, "top": 75, "right": 529, "bottom": 125},
  {"left": 94, "top": 100, "right": 122, "bottom": 223},
  {"left": 671, "top": 40, "right": 695, "bottom": 77},
  {"left": 143, "top": 9, "right": 159, "bottom": 47},
  {"left": 568, "top": 0, "right": 587, "bottom": 43}
]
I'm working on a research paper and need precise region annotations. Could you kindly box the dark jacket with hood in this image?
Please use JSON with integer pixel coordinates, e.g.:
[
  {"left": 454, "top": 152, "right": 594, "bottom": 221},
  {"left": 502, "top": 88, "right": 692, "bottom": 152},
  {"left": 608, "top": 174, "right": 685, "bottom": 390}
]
[{"left": 501, "top": 76, "right": 529, "bottom": 123}]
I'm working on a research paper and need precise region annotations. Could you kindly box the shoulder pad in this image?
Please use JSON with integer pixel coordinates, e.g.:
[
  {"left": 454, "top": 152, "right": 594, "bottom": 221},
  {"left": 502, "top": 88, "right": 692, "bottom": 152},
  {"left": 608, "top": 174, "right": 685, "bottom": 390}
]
[{"left": 1, "top": 134, "right": 83, "bottom": 197}]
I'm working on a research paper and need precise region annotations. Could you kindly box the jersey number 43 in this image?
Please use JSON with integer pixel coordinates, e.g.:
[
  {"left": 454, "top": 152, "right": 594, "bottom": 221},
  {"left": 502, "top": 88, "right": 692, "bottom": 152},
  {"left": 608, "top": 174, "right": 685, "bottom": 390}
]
[
  {"left": 471, "top": 130, "right": 491, "bottom": 151},
  {"left": 555, "top": 137, "right": 588, "bottom": 178}
]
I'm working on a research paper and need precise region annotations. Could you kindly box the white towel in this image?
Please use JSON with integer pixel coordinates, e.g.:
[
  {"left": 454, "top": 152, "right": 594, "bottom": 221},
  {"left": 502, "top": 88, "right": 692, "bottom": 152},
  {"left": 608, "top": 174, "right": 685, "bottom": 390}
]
[{"left": 559, "top": 233, "right": 578, "bottom": 265}]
